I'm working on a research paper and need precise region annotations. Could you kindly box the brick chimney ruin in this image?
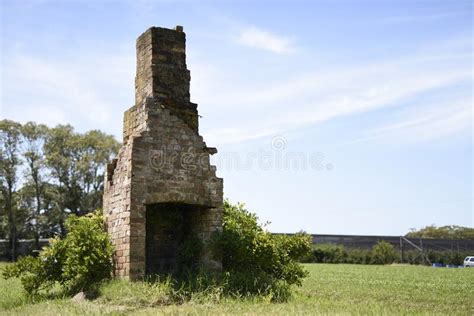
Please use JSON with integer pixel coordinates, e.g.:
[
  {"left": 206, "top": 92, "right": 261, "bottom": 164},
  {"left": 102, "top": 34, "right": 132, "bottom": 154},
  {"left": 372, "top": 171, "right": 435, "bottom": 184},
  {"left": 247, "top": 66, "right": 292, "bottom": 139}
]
[{"left": 103, "top": 26, "right": 223, "bottom": 279}]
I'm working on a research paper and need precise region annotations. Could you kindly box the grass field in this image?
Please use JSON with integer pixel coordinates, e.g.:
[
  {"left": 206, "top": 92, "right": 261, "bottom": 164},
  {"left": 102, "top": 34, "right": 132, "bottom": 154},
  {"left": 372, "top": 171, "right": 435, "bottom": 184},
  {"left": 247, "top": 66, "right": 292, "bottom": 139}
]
[{"left": 1, "top": 263, "right": 473, "bottom": 315}]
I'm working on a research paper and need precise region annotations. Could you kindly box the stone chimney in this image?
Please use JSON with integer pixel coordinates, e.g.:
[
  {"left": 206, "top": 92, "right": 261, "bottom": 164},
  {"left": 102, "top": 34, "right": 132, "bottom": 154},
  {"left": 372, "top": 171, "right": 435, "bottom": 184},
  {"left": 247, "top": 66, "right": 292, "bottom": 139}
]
[
  {"left": 134, "top": 26, "right": 198, "bottom": 132},
  {"left": 104, "top": 26, "right": 223, "bottom": 280}
]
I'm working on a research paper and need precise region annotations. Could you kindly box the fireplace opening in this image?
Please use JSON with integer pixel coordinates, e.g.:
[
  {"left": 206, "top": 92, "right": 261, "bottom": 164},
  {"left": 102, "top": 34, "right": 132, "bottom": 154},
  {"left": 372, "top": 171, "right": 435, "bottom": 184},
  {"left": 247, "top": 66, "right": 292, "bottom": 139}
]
[{"left": 145, "top": 202, "right": 204, "bottom": 276}]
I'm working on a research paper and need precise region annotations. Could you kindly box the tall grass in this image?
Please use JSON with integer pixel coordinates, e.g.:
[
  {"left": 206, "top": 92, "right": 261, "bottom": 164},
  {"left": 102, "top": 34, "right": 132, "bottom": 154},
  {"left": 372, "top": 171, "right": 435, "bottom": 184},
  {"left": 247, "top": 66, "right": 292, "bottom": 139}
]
[
  {"left": 1, "top": 263, "right": 473, "bottom": 315},
  {"left": 97, "top": 272, "right": 228, "bottom": 308}
]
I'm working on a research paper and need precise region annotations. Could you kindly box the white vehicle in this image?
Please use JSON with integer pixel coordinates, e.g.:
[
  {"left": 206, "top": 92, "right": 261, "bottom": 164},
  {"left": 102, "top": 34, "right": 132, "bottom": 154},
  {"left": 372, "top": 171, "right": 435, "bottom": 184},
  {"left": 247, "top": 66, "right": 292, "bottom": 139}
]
[{"left": 464, "top": 256, "right": 474, "bottom": 267}]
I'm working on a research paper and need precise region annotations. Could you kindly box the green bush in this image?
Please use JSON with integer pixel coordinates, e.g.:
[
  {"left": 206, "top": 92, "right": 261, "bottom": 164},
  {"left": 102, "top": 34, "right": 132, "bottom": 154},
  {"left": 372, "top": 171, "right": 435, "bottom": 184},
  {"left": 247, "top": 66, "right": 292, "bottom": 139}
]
[
  {"left": 346, "top": 248, "right": 373, "bottom": 264},
  {"left": 212, "top": 200, "right": 311, "bottom": 301},
  {"left": 2, "top": 211, "right": 113, "bottom": 295},
  {"left": 303, "top": 241, "right": 470, "bottom": 266},
  {"left": 302, "top": 244, "right": 371, "bottom": 264},
  {"left": 313, "top": 244, "right": 347, "bottom": 263},
  {"left": 371, "top": 241, "right": 397, "bottom": 264}
]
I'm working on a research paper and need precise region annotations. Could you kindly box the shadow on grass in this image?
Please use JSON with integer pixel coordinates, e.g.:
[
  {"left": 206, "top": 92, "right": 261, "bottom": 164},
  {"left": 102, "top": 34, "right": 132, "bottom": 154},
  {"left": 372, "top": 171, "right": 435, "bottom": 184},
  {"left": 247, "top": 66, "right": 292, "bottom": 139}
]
[
  {"left": 96, "top": 270, "right": 293, "bottom": 311},
  {"left": 2, "top": 268, "right": 293, "bottom": 312},
  {"left": 96, "top": 270, "right": 226, "bottom": 308}
]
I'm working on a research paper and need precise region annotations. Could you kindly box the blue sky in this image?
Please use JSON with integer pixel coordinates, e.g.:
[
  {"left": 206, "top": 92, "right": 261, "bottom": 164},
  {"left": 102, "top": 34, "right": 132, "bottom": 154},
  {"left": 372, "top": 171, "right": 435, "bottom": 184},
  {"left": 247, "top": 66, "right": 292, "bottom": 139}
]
[{"left": 1, "top": 0, "right": 472, "bottom": 235}]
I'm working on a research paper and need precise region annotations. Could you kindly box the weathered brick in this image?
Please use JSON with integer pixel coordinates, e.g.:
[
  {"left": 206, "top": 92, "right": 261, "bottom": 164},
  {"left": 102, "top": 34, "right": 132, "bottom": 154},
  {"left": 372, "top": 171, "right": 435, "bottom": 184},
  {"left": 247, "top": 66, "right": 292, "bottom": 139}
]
[{"left": 103, "top": 26, "right": 223, "bottom": 279}]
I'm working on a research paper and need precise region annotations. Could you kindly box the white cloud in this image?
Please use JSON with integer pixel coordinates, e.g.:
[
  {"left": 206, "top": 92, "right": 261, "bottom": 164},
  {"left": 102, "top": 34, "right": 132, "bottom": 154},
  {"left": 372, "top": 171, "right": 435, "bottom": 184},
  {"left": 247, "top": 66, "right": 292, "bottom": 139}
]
[
  {"left": 2, "top": 31, "right": 470, "bottom": 149},
  {"left": 235, "top": 26, "right": 294, "bottom": 54},
  {"left": 344, "top": 98, "right": 472, "bottom": 145},
  {"left": 197, "top": 51, "right": 471, "bottom": 145},
  {"left": 1, "top": 52, "right": 135, "bottom": 138},
  {"left": 381, "top": 11, "right": 469, "bottom": 23}
]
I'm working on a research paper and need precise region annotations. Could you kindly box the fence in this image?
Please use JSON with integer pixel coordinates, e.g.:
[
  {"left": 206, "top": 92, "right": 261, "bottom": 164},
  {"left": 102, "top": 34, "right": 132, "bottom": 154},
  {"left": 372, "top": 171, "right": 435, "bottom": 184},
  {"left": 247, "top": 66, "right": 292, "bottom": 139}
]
[
  {"left": 2, "top": 235, "right": 473, "bottom": 262},
  {"left": 310, "top": 234, "right": 474, "bottom": 252}
]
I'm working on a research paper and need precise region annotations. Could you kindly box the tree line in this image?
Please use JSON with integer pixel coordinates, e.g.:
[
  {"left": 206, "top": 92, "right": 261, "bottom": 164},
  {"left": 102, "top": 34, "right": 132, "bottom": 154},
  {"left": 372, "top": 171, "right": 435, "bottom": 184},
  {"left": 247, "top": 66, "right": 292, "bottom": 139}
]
[
  {"left": 0, "top": 119, "right": 120, "bottom": 260},
  {"left": 2, "top": 118, "right": 472, "bottom": 262},
  {"left": 406, "top": 225, "right": 474, "bottom": 240}
]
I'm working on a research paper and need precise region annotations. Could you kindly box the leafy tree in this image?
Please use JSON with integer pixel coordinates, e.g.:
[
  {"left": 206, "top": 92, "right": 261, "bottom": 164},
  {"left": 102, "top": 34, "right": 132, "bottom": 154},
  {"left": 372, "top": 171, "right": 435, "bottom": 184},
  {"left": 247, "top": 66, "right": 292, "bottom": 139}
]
[
  {"left": 44, "top": 125, "right": 80, "bottom": 234},
  {"left": 43, "top": 125, "right": 120, "bottom": 235},
  {"left": 0, "top": 120, "right": 119, "bottom": 258},
  {"left": 0, "top": 120, "right": 22, "bottom": 261},
  {"left": 20, "top": 122, "right": 49, "bottom": 249},
  {"left": 0, "top": 191, "right": 6, "bottom": 238},
  {"left": 407, "top": 225, "right": 474, "bottom": 240},
  {"left": 76, "top": 130, "right": 120, "bottom": 214}
]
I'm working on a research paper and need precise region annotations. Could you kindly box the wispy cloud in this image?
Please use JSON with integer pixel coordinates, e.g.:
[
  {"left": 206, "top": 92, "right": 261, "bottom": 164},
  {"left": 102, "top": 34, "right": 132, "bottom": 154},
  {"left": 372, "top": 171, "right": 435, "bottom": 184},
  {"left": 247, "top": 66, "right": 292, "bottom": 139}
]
[
  {"left": 197, "top": 49, "right": 471, "bottom": 145},
  {"left": 1, "top": 52, "right": 134, "bottom": 136},
  {"left": 380, "top": 11, "right": 470, "bottom": 23},
  {"left": 346, "top": 98, "right": 472, "bottom": 145},
  {"left": 2, "top": 27, "right": 470, "bottom": 149},
  {"left": 235, "top": 26, "right": 294, "bottom": 54}
]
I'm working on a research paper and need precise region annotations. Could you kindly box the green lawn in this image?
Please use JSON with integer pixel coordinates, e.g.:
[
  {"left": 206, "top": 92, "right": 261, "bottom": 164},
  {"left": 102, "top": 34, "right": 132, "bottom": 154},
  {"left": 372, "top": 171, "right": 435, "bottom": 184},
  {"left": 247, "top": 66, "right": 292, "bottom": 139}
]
[{"left": 1, "top": 263, "right": 473, "bottom": 315}]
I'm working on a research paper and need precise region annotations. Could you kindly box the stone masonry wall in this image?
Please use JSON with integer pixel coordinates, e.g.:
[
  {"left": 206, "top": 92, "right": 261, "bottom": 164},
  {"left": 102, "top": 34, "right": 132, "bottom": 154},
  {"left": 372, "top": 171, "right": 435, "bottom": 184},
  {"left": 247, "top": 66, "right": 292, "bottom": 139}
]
[{"left": 103, "top": 26, "right": 223, "bottom": 280}]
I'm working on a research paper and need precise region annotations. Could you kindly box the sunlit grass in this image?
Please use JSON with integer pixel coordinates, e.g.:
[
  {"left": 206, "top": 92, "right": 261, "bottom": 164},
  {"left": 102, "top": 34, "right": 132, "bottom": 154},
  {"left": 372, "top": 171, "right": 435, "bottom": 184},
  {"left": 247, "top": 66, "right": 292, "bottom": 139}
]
[{"left": 1, "top": 262, "right": 473, "bottom": 315}]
